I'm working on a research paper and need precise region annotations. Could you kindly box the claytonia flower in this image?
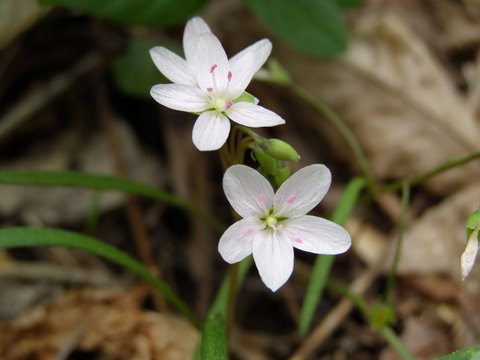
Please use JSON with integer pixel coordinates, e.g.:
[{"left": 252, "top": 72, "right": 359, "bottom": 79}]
[
  {"left": 150, "top": 17, "right": 285, "bottom": 151},
  {"left": 461, "top": 228, "right": 479, "bottom": 279},
  {"left": 218, "top": 164, "right": 352, "bottom": 292}
]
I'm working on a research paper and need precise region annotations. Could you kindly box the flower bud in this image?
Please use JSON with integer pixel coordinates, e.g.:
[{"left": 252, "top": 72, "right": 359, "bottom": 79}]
[
  {"left": 254, "top": 148, "right": 278, "bottom": 175},
  {"left": 262, "top": 139, "right": 300, "bottom": 162},
  {"left": 461, "top": 208, "right": 480, "bottom": 279},
  {"left": 274, "top": 165, "right": 291, "bottom": 186}
]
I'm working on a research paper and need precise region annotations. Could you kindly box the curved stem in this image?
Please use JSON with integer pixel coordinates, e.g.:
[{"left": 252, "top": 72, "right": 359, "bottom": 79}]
[
  {"left": 385, "top": 181, "right": 410, "bottom": 303},
  {"left": 381, "top": 149, "right": 480, "bottom": 193},
  {"left": 289, "top": 83, "right": 376, "bottom": 190}
]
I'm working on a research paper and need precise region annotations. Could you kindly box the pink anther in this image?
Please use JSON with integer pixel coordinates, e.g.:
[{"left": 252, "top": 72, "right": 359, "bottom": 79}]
[
  {"left": 210, "top": 64, "right": 218, "bottom": 73},
  {"left": 286, "top": 195, "right": 297, "bottom": 204},
  {"left": 207, "top": 87, "right": 213, "bottom": 93},
  {"left": 228, "top": 71, "right": 232, "bottom": 81},
  {"left": 225, "top": 100, "right": 233, "bottom": 110}
]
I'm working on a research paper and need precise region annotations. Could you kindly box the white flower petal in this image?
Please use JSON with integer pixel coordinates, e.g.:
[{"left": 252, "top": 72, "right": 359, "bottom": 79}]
[
  {"left": 192, "top": 111, "right": 230, "bottom": 151},
  {"left": 253, "top": 230, "right": 294, "bottom": 292},
  {"left": 150, "top": 84, "right": 208, "bottom": 112},
  {"left": 462, "top": 228, "right": 479, "bottom": 279},
  {"left": 227, "top": 102, "right": 285, "bottom": 128},
  {"left": 150, "top": 47, "right": 196, "bottom": 85},
  {"left": 223, "top": 165, "right": 274, "bottom": 218},
  {"left": 183, "top": 17, "right": 212, "bottom": 63},
  {"left": 274, "top": 164, "right": 331, "bottom": 217},
  {"left": 218, "top": 217, "right": 263, "bottom": 263},
  {"left": 191, "top": 33, "right": 230, "bottom": 93},
  {"left": 283, "top": 215, "right": 351, "bottom": 255},
  {"left": 229, "top": 39, "right": 272, "bottom": 98}
]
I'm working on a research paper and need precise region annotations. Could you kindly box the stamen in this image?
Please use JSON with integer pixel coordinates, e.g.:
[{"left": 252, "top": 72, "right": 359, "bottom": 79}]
[
  {"left": 207, "top": 87, "right": 213, "bottom": 93},
  {"left": 228, "top": 71, "right": 232, "bottom": 81},
  {"left": 225, "top": 100, "right": 233, "bottom": 110},
  {"left": 210, "top": 64, "right": 217, "bottom": 73}
]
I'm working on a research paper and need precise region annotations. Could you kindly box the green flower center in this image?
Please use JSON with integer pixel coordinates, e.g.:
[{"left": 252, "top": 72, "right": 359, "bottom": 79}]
[{"left": 265, "top": 215, "right": 278, "bottom": 227}]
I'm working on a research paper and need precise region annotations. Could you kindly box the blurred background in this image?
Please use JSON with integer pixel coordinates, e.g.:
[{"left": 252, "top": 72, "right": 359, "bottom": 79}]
[{"left": 0, "top": 0, "right": 480, "bottom": 359}]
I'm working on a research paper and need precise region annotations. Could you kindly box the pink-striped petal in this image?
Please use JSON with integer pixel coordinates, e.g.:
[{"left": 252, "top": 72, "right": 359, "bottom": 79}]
[
  {"left": 223, "top": 165, "right": 274, "bottom": 218},
  {"left": 218, "top": 217, "right": 263, "bottom": 263},
  {"left": 149, "top": 47, "right": 196, "bottom": 85},
  {"left": 283, "top": 216, "right": 351, "bottom": 255},
  {"left": 150, "top": 84, "right": 208, "bottom": 112},
  {"left": 227, "top": 102, "right": 285, "bottom": 127},
  {"left": 229, "top": 39, "right": 272, "bottom": 98},
  {"left": 274, "top": 164, "right": 331, "bottom": 218},
  {"left": 252, "top": 230, "right": 294, "bottom": 292},
  {"left": 192, "top": 111, "right": 230, "bottom": 151}
]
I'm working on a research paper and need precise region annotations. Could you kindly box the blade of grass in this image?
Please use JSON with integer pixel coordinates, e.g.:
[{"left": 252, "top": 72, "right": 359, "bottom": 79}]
[
  {"left": 0, "top": 227, "right": 199, "bottom": 327},
  {"left": 201, "top": 313, "right": 228, "bottom": 360},
  {"left": 0, "top": 170, "right": 225, "bottom": 233},
  {"left": 193, "top": 257, "right": 253, "bottom": 360},
  {"left": 298, "top": 177, "right": 366, "bottom": 335}
]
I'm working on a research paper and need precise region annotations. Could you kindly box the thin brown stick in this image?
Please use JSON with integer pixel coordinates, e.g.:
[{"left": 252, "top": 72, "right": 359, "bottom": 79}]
[{"left": 97, "top": 89, "right": 166, "bottom": 311}]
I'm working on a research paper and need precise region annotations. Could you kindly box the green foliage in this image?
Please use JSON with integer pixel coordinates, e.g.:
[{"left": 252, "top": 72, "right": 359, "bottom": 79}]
[
  {"left": 0, "top": 169, "right": 225, "bottom": 232},
  {"left": 112, "top": 37, "right": 167, "bottom": 98},
  {"left": 201, "top": 313, "right": 228, "bottom": 360},
  {"left": 334, "top": 0, "right": 361, "bottom": 9},
  {"left": 243, "top": 0, "right": 348, "bottom": 57},
  {"left": 39, "top": 0, "right": 206, "bottom": 27},
  {"left": 0, "top": 227, "right": 198, "bottom": 326},
  {"left": 369, "top": 302, "right": 395, "bottom": 331},
  {"left": 298, "top": 177, "right": 366, "bottom": 335},
  {"left": 437, "top": 346, "right": 480, "bottom": 360}
]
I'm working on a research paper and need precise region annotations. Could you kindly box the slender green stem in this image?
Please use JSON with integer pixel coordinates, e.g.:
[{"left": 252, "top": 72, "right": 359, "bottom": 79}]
[
  {"left": 380, "top": 149, "right": 480, "bottom": 193},
  {"left": 0, "top": 170, "right": 226, "bottom": 233},
  {"left": 225, "top": 262, "right": 239, "bottom": 338},
  {"left": 385, "top": 182, "right": 410, "bottom": 303},
  {"left": 289, "top": 84, "right": 376, "bottom": 190},
  {"left": 379, "top": 327, "right": 415, "bottom": 360}
]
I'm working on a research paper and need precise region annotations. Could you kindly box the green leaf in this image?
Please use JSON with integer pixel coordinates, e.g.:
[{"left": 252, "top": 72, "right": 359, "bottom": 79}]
[
  {"left": 244, "top": 0, "right": 348, "bottom": 57},
  {"left": 334, "top": 0, "right": 361, "bottom": 9},
  {"left": 0, "top": 227, "right": 199, "bottom": 327},
  {"left": 194, "top": 257, "right": 252, "bottom": 360},
  {"left": 437, "top": 346, "right": 480, "bottom": 360},
  {"left": 112, "top": 37, "right": 167, "bottom": 98},
  {"left": 208, "top": 257, "right": 253, "bottom": 318},
  {"left": 38, "top": 0, "right": 206, "bottom": 27},
  {"left": 298, "top": 177, "right": 366, "bottom": 335},
  {"left": 201, "top": 313, "right": 228, "bottom": 360},
  {"left": 0, "top": 170, "right": 225, "bottom": 233}
]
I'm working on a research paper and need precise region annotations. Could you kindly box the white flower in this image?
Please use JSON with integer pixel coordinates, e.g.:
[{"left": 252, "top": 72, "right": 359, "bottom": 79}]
[
  {"left": 461, "top": 228, "right": 479, "bottom": 280},
  {"left": 149, "top": 17, "right": 285, "bottom": 151},
  {"left": 218, "top": 164, "right": 352, "bottom": 292}
]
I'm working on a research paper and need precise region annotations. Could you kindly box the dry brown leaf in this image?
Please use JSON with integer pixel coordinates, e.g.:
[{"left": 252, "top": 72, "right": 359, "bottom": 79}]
[
  {"left": 395, "top": 183, "right": 480, "bottom": 278},
  {"left": 0, "top": 287, "right": 198, "bottom": 360},
  {"left": 279, "top": 12, "right": 480, "bottom": 195},
  {"left": 0, "top": 0, "right": 47, "bottom": 50},
  {"left": 380, "top": 316, "right": 451, "bottom": 360}
]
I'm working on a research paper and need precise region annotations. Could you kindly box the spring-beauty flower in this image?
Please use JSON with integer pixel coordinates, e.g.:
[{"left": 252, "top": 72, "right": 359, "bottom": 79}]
[
  {"left": 461, "top": 208, "right": 480, "bottom": 279},
  {"left": 149, "top": 17, "right": 285, "bottom": 151},
  {"left": 218, "top": 164, "right": 351, "bottom": 291}
]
